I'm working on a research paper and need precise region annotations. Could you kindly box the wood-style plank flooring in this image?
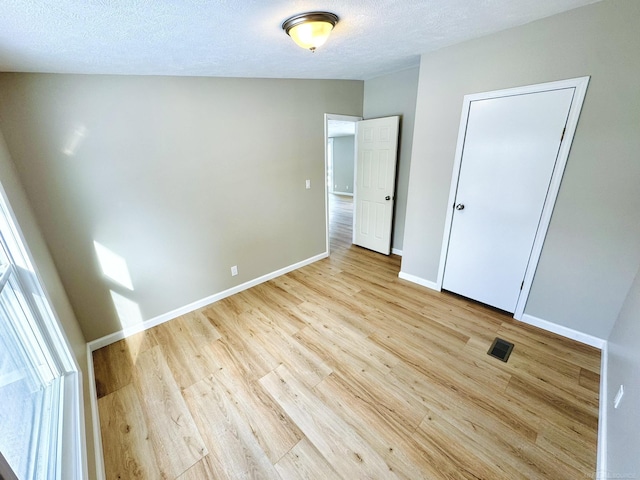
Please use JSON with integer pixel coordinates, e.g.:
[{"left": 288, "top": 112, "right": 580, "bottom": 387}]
[{"left": 94, "top": 193, "right": 600, "bottom": 479}]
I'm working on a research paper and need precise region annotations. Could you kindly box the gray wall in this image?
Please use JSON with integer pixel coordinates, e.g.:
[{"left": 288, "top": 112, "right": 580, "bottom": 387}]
[
  {"left": 364, "top": 66, "right": 419, "bottom": 252},
  {"left": 606, "top": 265, "right": 640, "bottom": 477},
  {"left": 331, "top": 135, "right": 354, "bottom": 194},
  {"left": 0, "top": 74, "right": 363, "bottom": 341},
  {"left": 0, "top": 131, "right": 96, "bottom": 478},
  {"left": 402, "top": 0, "right": 640, "bottom": 339}
]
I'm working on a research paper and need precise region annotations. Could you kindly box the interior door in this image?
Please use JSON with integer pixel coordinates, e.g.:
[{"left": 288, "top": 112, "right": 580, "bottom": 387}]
[
  {"left": 442, "top": 88, "right": 574, "bottom": 312},
  {"left": 353, "top": 116, "right": 399, "bottom": 255}
]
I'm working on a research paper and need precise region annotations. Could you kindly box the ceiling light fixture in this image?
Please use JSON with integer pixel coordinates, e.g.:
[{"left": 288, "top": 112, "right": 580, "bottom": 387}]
[{"left": 282, "top": 11, "right": 339, "bottom": 52}]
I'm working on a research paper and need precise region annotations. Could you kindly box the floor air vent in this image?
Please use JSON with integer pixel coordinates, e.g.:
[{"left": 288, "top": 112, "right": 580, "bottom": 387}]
[{"left": 487, "top": 337, "right": 514, "bottom": 362}]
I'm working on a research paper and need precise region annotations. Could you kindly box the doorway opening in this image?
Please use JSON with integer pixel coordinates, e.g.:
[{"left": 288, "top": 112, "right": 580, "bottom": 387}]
[{"left": 324, "top": 114, "right": 360, "bottom": 255}]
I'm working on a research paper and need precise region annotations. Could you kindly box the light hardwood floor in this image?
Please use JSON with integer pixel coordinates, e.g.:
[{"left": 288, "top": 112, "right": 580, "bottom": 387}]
[{"left": 94, "top": 193, "right": 600, "bottom": 479}]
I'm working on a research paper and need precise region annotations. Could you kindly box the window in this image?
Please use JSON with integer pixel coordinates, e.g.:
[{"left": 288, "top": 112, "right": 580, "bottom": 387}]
[{"left": 0, "top": 189, "right": 83, "bottom": 479}]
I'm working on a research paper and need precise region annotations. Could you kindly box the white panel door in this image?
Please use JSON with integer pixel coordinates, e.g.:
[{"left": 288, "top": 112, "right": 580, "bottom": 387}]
[
  {"left": 354, "top": 116, "right": 399, "bottom": 255},
  {"left": 442, "top": 88, "right": 574, "bottom": 312}
]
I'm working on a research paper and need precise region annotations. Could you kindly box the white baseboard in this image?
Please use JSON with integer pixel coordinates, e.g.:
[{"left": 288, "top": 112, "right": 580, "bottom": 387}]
[
  {"left": 85, "top": 251, "right": 328, "bottom": 479},
  {"left": 518, "top": 314, "right": 606, "bottom": 349},
  {"left": 84, "top": 254, "right": 608, "bottom": 479},
  {"left": 88, "top": 251, "right": 328, "bottom": 352},
  {"left": 519, "top": 315, "right": 608, "bottom": 475},
  {"left": 596, "top": 342, "right": 608, "bottom": 479},
  {"left": 398, "top": 271, "right": 440, "bottom": 291},
  {"left": 332, "top": 191, "right": 353, "bottom": 197},
  {"left": 391, "top": 248, "right": 403, "bottom": 256},
  {"left": 86, "top": 343, "right": 105, "bottom": 480}
]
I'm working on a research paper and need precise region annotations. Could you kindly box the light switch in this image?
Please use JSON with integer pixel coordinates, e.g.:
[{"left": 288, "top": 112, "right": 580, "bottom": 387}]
[{"left": 305, "top": 179, "right": 311, "bottom": 189}]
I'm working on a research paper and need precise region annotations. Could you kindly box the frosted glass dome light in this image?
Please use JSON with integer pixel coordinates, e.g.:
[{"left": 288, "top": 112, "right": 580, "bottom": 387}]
[{"left": 282, "top": 12, "right": 339, "bottom": 52}]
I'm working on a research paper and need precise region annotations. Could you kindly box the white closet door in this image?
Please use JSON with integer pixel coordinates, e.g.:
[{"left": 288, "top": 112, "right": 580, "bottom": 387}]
[{"left": 443, "top": 88, "right": 574, "bottom": 312}]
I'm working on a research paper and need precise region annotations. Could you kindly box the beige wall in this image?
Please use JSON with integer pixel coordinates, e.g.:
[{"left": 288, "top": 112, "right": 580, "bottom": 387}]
[
  {"left": 0, "top": 131, "right": 96, "bottom": 477},
  {"left": 331, "top": 135, "right": 355, "bottom": 194},
  {"left": 402, "top": 0, "right": 640, "bottom": 339},
  {"left": 0, "top": 74, "right": 363, "bottom": 341},
  {"left": 364, "top": 67, "right": 419, "bottom": 252},
  {"left": 606, "top": 264, "right": 640, "bottom": 476}
]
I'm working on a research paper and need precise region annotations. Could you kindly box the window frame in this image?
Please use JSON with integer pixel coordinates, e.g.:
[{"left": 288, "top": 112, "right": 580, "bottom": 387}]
[{"left": 0, "top": 183, "right": 86, "bottom": 480}]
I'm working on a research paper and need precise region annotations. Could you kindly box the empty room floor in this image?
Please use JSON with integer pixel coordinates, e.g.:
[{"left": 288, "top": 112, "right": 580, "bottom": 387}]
[{"left": 93, "top": 193, "right": 600, "bottom": 479}]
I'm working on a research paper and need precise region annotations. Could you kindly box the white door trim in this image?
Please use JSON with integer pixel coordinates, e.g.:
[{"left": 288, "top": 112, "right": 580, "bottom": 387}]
[
  {"left": 324, "top": 113, "right": 362, "bottom": 255},
  {"left": 436, "top": 76, "right": 590, "bottom": 319}
]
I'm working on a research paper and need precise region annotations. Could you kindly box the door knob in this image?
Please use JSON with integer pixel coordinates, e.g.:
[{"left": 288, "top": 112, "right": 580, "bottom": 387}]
[
  {"left": 385, "top": 196, "right": 391, "bottom": 201},
  {"left": 455, "top": 203, "right": 465, "bottom": 210}
]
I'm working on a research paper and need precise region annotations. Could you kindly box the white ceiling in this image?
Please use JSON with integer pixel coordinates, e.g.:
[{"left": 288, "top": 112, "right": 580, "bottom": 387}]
[{"left": 0, "top": 0, "right": 600, "bottom": 80}]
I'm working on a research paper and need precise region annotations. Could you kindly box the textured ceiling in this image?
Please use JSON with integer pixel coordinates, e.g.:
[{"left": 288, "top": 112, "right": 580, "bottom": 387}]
[{"left": 0, "top": 0, "right": 601, "bottom": 80}]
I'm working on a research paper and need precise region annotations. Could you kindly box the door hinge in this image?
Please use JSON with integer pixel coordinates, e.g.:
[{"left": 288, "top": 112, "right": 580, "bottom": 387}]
[
  {"left": 520, "top": 280, "right": 524, "bottom": 290},
  {"left": 560, "top": 126, "right": 566, "bottom": 142}
]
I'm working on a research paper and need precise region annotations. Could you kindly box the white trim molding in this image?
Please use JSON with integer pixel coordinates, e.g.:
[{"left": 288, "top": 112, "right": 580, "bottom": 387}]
[
  {"left": 86, "top": 344, "right": 105, "bottom": 480},
  {"left": 596, "top": 342, "right": 608, "bottom": 479},
  {"left": 436, "top": 76, "right": 591, "bottom": 319},
  {"left": 324, "top": 113, "right": 362, "bottom": 256},
  {"left": 519, "top": 314, "right": 606, "bottom": 350},
  {"left": 88, "top": 251, "right": 328, "bottom": 352},
  {"left": 86, "top": 251, "right": 329, "bottom": 479},
  {"left": 398, "top": 271, "right": 440, "bottom": 291},
  {"left": 0, "top": 169, "right": 87, "bottom": 480},
  {"left": 391, "top": 248, "right": 403, "bottom": 256}
]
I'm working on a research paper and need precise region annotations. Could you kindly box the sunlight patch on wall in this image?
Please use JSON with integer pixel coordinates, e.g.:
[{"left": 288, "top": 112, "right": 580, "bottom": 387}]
[
  {"left": 94, "top": 241, "right": 146, "bottom": 352},
  {"left": 94, "top": 241, "right": 134, "bottom": 290},
  {"left": 109, "top": 291, "right": 143, "bottom": 331},
  {"left": 62, "top": 125, "right": 87, "bottom": 157}
]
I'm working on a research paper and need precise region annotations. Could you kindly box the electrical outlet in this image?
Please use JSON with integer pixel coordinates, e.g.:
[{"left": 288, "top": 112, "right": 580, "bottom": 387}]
[
  {"left": 231, "top": 265, "right": 238, "bottom": 276},
  {"left": 614, "top": 385, "right": 624, "bottom": 408},
  {"left": 305, "top": 179, "right": 311, "bottom": 189}
]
